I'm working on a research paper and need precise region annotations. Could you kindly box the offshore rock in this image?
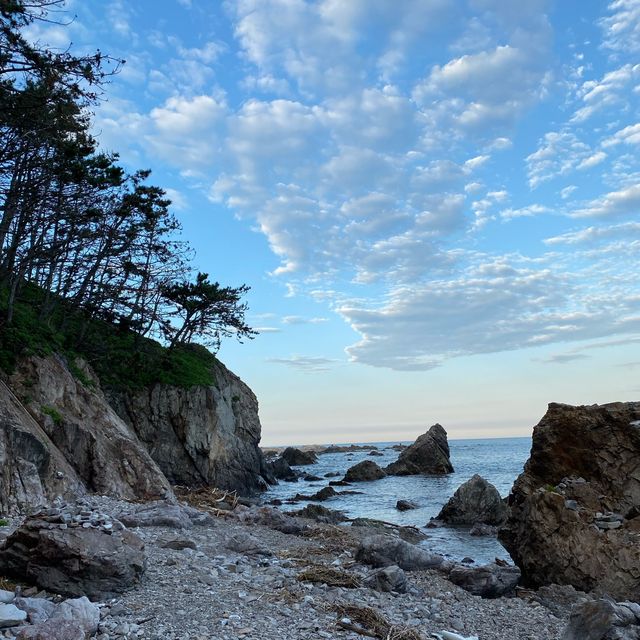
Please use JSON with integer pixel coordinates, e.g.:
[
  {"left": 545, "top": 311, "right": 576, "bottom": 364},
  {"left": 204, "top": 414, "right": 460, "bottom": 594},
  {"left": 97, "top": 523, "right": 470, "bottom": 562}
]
[
  {"left": 437, "top": 474, "right": 508, "bottom": 526},
  {"left": 281, "top": 447, "right": 318, "bottom": 466},
  {"left": 343, "top": 460, "right": 386, "bottom": 482},
  {"left": 385, "top": 424, "right": 453, "bottom": 476},
  {"left": 0, "top": 379, "right": 85, "bottom": 515},
  {"left": 500, "top": 402, "right": 640, "bottom": 600},
  {"left": 10, "top": 356, "right": 172, "bottom": 502},
  {"left": 109, "top": 358, "right": 272, "bottom": 495},
  {"left": 0, "top": 508, "right": 145, "bottom": 600}
]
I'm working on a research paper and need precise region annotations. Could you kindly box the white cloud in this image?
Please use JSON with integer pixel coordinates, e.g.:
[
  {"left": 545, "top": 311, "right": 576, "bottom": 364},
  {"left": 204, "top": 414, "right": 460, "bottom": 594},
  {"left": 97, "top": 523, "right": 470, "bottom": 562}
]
[
  {"left": 267, "top": 355, "right": 338, "bottom": 372},
  {"left": 603, "top": 122, "right": 640, "bottom": 147},
  {"left": 576, "top": 151, "right": 608, "bottom": 170},
  {"left": 545, "top": 221, "right": 640, "bottom": 245},
  {"left": 569, "top": 184, "right": 640, "bottom": 218},
  {"left": 500, "top": 204, "right": 550, "bottom": 220},
  {"left": 282, "top": 316, "right": 328, "bottom": 325},
  {"left": 599, "top": 0, "right": 640, "bottom": 55}
]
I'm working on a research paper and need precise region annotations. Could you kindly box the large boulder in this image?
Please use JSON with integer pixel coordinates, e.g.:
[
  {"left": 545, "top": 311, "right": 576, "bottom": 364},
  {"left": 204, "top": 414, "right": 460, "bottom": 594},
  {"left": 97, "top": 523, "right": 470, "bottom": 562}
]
[
  {"left": 385, "top": 424, "right": 453, "bottom": 476},
  {"left": 10, "top": 356, "right": 172, "bottom": 502},
  {"left": 0, "top": 379, "right": 85, "bottom": 515},
  {"left": 562, "top": 599, "right": 640, "bottom": 640},
  {"left": 267, "top": 456, "right": 299, "bottom": 481},
  {"left": 447, "top": 563, "right": 520, "bottom": 598},
  {"left": 499, "top": 402, "right": 640, "bottom": 600},
  {"left": 436, "top": 474, "right": 508, "bottom": 526},
  {"left": 344, "top": 460, "right": 386, "bottom": 482},
  {"left": 355, "top": 535, "right": 451, "bottom": 572},
  {"left": 0, "top": 506, "right": 146, "bottom": 600},
  {"left": 108, "top": 358, "right": 273, "bottom": 495},
  {"left": 281, "top": 447, "right": 318, "bottom": 466}
]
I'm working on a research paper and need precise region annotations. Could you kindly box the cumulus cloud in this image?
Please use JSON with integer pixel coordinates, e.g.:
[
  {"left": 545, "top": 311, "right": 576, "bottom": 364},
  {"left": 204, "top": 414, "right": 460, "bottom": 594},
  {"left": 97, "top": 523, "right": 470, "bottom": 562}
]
[
  {"left": 599, "top": 0, "right": 640, "bottom": 55},
  {"left": 569, "top": 184, "right": 640, "bottom": 218}
]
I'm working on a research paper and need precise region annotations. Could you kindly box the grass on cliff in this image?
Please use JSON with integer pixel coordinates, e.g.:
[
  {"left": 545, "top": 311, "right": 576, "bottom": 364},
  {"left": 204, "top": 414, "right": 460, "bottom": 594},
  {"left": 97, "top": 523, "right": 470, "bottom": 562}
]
[{"left": 0, "top": 284, "right": 218, "bottom": 391}]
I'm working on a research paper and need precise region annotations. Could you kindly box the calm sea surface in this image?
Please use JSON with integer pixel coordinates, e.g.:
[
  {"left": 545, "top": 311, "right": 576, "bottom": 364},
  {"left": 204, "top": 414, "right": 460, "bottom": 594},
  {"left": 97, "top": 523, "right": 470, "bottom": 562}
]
[{"left": 264, "top": 436, "right": 531, "bottom": 564}]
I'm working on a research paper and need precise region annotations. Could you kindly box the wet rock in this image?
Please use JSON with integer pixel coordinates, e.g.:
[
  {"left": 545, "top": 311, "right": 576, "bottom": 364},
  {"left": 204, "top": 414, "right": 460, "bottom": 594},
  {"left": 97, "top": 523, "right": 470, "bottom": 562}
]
[
  {"left": 385, "top": 424, "right": 453, "bottom": 476},
  {"left": 293, "top": 486, "right": 338, "bottom": 502},
  {"left": 500, "top": 402, "right": 640, "bottom": 599},
  {"left": 368, "top": 450, "right": 384, "bottom": 457},
  {"left": 437, "top": 475, "right": 508, "bottom": 526},
  {"left": 396, "top": 500, "right": 418, "bottom": 511},
  {"left": 356, "top": 535, "right": 451, "bottom": 572},
  {"left": 469, "top": 523, "right": 498, "bottom": 536},
  {"left": 303, "top": 474, "right": 323, "bottom": 481},
  {"left": 0, "top": 509, "right": 146, "bottom": 600},
  {"left": 281, "top": 447, "right": 318, "bottom": 466},
  {"left": 268, "top": 457, "right": 299, "bottom": 482},
  {"left": 363, "top": 565, "right": 407, "bottom": 593},
  {"left": 562, "top": 598, "right": 640, "bottom": 640},
  {"left": 343, "top": 460, "right": 386, "bottom": 482},
  {"left": 447, "top": 563, "right": 521, "bottom": 598}
]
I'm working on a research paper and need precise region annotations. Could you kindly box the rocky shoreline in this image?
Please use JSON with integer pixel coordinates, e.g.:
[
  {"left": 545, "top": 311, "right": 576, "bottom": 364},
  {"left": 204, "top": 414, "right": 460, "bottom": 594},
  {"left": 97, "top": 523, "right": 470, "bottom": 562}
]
[{"left": 0, "top": 495, "right": 570, "bottom": 640}]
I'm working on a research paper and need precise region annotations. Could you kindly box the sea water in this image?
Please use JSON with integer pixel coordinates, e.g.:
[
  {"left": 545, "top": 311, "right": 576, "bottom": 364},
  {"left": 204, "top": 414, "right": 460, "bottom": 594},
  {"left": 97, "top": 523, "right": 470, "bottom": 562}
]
[{"left": 264, "top": 436, "right": 531, "bottom": 564}]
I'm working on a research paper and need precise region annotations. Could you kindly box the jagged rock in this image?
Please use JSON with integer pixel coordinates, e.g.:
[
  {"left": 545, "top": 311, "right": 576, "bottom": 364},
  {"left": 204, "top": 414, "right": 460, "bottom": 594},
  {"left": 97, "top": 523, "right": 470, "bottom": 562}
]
[
  {"left": 0, "top": 379, "right": 85, "bottom": 515},
  {"left": 343, "top": 460, "right": 386, "bottom": 482},
  {"left": 437, "top": 474, "right": 507, "bottom": 526},
  {"left": 499, "top": 402, "right": 640, "bottom": 599},
  {"left": 469, "top": 523, "right": 498, "bottom": 536},
  {"left": 298, "top": 486, "right": 338, "bottom": 502},
  {"left": 385, "top": 424, "right": 453, "bottom": 476},
  {"left": 10, "top": 356, "right": 173, "bottom": 502},
  {"left": 281, "top": 447, "right": 318, "bottom": 466},
  {"left": 396, "top": 500, "right": 418, "bottom": 511},
  {"left": 267, "top": 456, "right": 298, "bottom": 482},
  {"left": 235, "top": 506, "right": 308, "bottom": 535},
  {"left": 363, "top": 565, "right": 407, "bottom": 593},
  {"left": 0, "top": 511, "right": 146, "bottom": 600},
  {"left": 108, "top": 358, "right": 273, "bottom": 494},
  {"left": 447, "top": 563, "right": 521, "bottom": 598},
  {"left": 290, "top": 504, "right": 347, "bottom": 524},
  {"left": 562, "top": 598, "right": 640, "bottom": 640},
  {"left": 0, "top": 602, "right": 27, "bottom": 628},
  {"left": 355, "top": 535, "right": 451, "bottom": 572}
]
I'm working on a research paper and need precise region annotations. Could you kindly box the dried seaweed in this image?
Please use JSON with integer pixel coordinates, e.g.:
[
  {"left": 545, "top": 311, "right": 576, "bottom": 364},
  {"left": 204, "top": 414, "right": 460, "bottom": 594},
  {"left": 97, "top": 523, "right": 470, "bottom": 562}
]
[
  {"left": 298, "top": 565, "right": 361, "bottom": 588},
  {"left": 174, "top": 485, "right": 238, "bottom": 516},
  {"left": 333, "top": 604, "right": 424, "bottom": 640}
]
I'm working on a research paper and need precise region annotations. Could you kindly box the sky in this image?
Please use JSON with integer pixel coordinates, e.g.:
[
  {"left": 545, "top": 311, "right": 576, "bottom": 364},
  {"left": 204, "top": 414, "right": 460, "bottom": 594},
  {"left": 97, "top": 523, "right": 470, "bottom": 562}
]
[{"left": 28, "top": 0, "right": 640, "bottom": 445}]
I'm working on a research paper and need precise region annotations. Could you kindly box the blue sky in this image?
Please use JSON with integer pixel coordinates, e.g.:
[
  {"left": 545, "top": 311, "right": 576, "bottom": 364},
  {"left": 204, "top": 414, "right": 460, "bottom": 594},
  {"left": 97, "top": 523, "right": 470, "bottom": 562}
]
[{"left": 30, "top": 1, "right": 640, "bottom": 444}]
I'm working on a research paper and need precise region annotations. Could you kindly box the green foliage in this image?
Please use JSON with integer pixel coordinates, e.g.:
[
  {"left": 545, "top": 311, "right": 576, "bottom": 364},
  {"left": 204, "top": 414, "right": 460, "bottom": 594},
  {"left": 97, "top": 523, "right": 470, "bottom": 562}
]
[
  {"left": 41, "top": 405, "right": 63, "bottom": 426},
  {"left": 0, "top": 284, "right": 218, "bottom": 390},
  {"left": 0, "top": 519, "right": 8, "bottom": 527}
]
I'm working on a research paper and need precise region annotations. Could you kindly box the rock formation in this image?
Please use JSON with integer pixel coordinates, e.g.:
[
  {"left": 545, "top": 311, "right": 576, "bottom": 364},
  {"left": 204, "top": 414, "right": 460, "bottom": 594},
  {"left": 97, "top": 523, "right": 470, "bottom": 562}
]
[
  {"left": 281, "top": 447, "right": 318, "bottom": 466},
  {"left": 0, "top": 506, "right": 146, "bottom": 600},
  {"left": 343, "top": 460, "right": 386, "bottom": 482},
  {"left": 436, "top": 474, "right": 508, "bottom": 526},
  {"left": 385, "top": 424, "right": 453, "bottom": 476},
  {"left": 10, "top": 356, "right": 172, "bottom": 502},
  {"left": 109, "top": 358, "right": 272, "bottom": 494},
  {"left": 499, "top": 401, "right": 640, "bottom": 600}
]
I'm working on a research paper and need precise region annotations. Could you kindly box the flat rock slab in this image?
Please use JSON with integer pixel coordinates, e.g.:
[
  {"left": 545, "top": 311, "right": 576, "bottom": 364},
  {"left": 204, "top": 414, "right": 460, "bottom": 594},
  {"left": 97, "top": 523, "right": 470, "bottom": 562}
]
[{"left": 0, "top": 602, "right": 27, "bottom": 628}]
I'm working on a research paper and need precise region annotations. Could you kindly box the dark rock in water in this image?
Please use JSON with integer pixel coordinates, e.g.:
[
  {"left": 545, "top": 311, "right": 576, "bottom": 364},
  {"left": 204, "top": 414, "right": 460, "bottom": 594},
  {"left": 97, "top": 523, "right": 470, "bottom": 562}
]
[
  {"left": 303, "top": 474, "right": 323, "bottom": 481},
  {"left": 324, "top": 471, "right": 340, "bottom": 477},
  {"left": 350, "top": 518, "right": 427, "bottom": 544},
  {"left": 396, "top": 500, "right": 418, "bottom": 511},
  {"left": 290, "top": 504, "right": 347, "bottom": 524},
  {"left": 368, "top": 450, "right": 384, "bottom": 457},
  {"left": 343, "top": 460, "right": 386, "bottom": 482},
  {"left": 499, "top": 401, "right": 640, "bottom": 600},
  {"left": 281, "top": 447, "right": 318, "bottom": 466},
  {"left": 329, "top": 480, "right": 352, "bottom": 487},
  {"left": 268, "top": 456, "right": 299, "bottom": 482},
  {"left": 437, "top": 474, "right": 508, "bottom": 526},
  {"left": 469, "top": 522, "right": 499, "bottom": 536},
  {"left": 293, "top": 486, "right": 338, "bottom": 502},
  {"left": 268, "top": 498, "right": 283, "bottom": 506},
  {"left": 356, "top": 535, "right": 451, "bottom": 572},
  {"left": 562, "top": 598, "right": 640, "bottom": 640},
  {"left": 0, "top": 511, "right": 145, "bottom": 600},
  {"left": 385, "top": 424, "right": 453, "bottom": 476},
  {"left": 448, "top": 563, "right": 521, "bottom": 598},
  {"left": 363, "top": 565, "right": 407, "bottom": 593},
  {"left": 320, "top": 444, "right": 374, "bottom": 454}
]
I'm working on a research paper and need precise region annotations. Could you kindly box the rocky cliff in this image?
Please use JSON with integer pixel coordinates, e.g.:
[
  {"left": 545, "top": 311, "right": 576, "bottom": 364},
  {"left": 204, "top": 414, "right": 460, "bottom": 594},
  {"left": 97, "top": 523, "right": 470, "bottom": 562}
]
[
  {"left": 0, "top": 354, "right": 270, "bottom": 514},
  {"left": 499, "top": 402, "right": 640, "bottom": 600},
  {"left": 108, "top": 359, "right": 272, "bottom": 494}
]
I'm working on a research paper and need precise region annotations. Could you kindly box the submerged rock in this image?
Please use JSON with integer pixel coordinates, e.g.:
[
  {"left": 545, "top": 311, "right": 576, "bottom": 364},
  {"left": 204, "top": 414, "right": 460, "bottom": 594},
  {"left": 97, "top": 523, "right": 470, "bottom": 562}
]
[
  {"left": 500, "top": 401, "right": 640, "bottom": 600},
  {"left": 385, "top": 424, "right": 453, "bottom": 476},
  {"left": 343, "top": 460, "right": 386, "bottom": 482},
  {"left": 437, "top": 474, "right": 508, "bottom": 526}
]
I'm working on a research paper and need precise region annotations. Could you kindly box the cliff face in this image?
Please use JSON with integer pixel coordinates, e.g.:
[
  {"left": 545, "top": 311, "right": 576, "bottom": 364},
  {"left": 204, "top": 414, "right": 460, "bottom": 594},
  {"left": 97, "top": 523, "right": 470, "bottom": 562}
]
[
  {"left": 108, "top": 359, "right": 272, "bottom": 494},
  {"left": 0, "top": 353, "right": 269, "bottom": 514}
]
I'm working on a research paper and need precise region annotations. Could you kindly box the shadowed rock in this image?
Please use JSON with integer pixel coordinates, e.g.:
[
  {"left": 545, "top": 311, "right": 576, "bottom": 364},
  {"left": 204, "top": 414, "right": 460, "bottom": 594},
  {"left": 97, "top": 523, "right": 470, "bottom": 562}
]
[
  {"left": 386, "top": 424, "right": 453, "bottom": 476},
  {"left": 281, "top": 447, "right": 318, "bottom": 466},
  {"left": 344, "top": 460, "right": 386, "bottom": 482},
  {"left": 437, "top": 474, "right": 508, "bottom": 526}
]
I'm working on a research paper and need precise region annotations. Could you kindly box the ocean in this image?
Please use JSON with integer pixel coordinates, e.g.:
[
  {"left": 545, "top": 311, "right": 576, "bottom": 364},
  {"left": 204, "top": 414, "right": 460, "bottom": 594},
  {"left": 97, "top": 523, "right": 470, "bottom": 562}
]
[{"left": 264, "top": 436, "right": 531, "bottom": 564}]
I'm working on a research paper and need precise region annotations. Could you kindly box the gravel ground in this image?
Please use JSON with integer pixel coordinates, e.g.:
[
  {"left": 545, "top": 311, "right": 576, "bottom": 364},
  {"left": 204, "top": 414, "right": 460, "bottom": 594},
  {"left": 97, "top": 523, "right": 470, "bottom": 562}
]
[{"left": 1, "top": 497, "right": 569, "bottom": 640}]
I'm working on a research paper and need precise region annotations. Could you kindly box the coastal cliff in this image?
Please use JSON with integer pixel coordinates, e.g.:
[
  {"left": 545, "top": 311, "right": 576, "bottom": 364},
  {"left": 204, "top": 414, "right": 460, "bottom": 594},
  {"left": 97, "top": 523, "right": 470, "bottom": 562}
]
[{"left": 0, "top": 353, "right": 270, "bottom": 514}]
